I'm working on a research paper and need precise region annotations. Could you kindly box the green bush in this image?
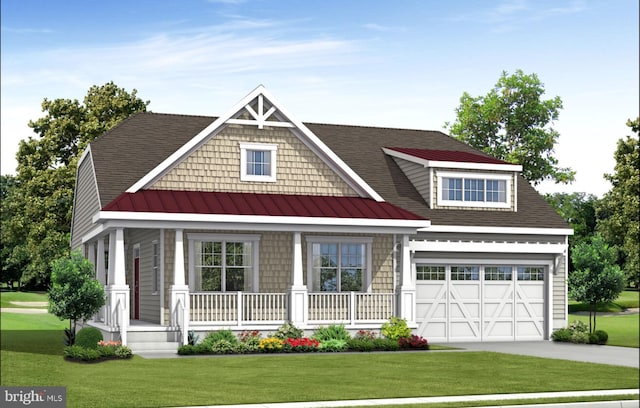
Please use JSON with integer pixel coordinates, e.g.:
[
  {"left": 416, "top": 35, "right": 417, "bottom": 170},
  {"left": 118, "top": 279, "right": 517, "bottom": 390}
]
[
  {"left": 381, "top": 317, "right": 411, "bottom": 340},
  {"left": 273, "top": 322, "right": 304, "bottom": 340},
  {"left": 201, "top": 329, "right": 238, "bottom": 348},
  {"left": 347, "top": 338, "right": 375, "bottom": 352},
  {"left": 177, "top": 344, "right": 197, "bottom": 355},
  {"left": 569, "top": 320, "right": 588, "bottom": 334},
  {"left": 590, "top": 330, "right": 609, "bottom": 345},
  {"left": 64, "top": 345, "right": 101, "bottom": 361},
  {"left": 551, "top": 328, "right": 572, "bottom": 342},
  {"left": 209, "top": 339, "right": 235, "bottom": 354},
  {"left": 75, "top": 327, "right": 103, "bottom": 349},
  {"left": 570, "top": 331, "right": 589, "bottom": 344},
  {"left": 313, "top": 324, "right": 351, "bottom": 342},
  {"left": 371, "top": 338, "right": 400, "bottom": 351},
  {"left": 318, "top": 339, "right": 347, "bottom": 352},
  {"left": 114, "top": 345, "right": 133, "bottom": 359}
]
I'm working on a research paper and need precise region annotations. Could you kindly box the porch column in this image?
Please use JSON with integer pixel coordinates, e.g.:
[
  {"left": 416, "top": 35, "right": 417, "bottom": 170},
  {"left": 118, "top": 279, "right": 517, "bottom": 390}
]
[
  {"left": 87, "top": 242, "right": 96, "bottom": 267},
  {"left": 106, "top": 228, "right": 130, "bottom": 345},
  {"left": 95, "top": 238, "right": 107, "bottom": 323},
  {"left": 398, "top": 234, "right": 416, "bottom": 326},
  {"left": 288, "top": 232, "right": 308, "bottom": 327},
  {"left": 170, "top": 229, "right": 189, "bottom": 345}
]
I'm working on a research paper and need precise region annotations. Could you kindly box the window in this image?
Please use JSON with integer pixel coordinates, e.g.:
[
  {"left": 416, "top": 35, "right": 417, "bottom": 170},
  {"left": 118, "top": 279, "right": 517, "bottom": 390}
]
[
  {"left": 438, "top": 172, "right": 510, "bottom": 208},
  {"left": 484, "top": 266, "right": 512, "bottom": 281},
  {"left": 308, "top": 238, "right": 372, "bottom": 292},
  {"left": 417, "top": 265, "right": 446, "bottom": 280},
  {"left": 240, "top": 142, "right": 277, "bottom": 182},
  {"left": 517, "top": 266, "right": 544, "bottom": 281},
  {"left": 189, "top": 234, "right": 260, "bottom": 292},
  {"left": 152, "top": 241, "right": 159, "bottom": 293},
  {"left": 450, "top": 266, "right": 479, "bottom": 281}
]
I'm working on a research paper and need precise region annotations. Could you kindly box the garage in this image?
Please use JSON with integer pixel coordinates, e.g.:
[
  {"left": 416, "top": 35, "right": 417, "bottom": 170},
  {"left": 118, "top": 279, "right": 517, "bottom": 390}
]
[{"left": 415, "top": 264, "right": 546, "bottom": 342}]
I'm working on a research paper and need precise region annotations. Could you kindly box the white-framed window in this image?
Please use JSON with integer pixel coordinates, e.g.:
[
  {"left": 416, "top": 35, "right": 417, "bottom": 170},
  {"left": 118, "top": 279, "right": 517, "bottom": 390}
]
[
  {"left": 240, "top": 142, "right": 277, "bottom": 182},
  {"left": 517, "top": 266, "right": 545, "bottom": 281},
  {"left": 417, "top": 265, "right": 445, "bottom": 281},
  {"left": 188, "top": 233, "right": 260, "bottom": 292},
  {"left": 437, "top": 171, "right": 511, "bottom": 209},
  {"left": 152, "top": 241, "right": 159, "bottom": 293},
  {"left": 306, "top": 236, "right": 373, "bottom": 292},
  {"left": 450, "top": 265, "right": 479, "bottom": 281},
  {"left": 484, "top": 266, "right": 512, "bottom": 281}
]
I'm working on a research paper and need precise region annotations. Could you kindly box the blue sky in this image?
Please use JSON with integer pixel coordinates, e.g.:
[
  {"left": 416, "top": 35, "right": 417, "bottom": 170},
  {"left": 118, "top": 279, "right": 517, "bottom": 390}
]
[{"left": 2, "top": 0, "right": 638, "bottom": 196}]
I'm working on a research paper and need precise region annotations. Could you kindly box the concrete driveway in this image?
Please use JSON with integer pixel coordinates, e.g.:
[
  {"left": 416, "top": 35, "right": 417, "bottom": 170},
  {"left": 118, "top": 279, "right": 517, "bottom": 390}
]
[{"left": 445, "top": 341, "right": 639, "bottom": 368}]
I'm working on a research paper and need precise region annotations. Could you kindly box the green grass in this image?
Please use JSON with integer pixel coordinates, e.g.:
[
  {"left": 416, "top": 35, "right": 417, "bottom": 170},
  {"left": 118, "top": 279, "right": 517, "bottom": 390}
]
[
  {"left": 567, "top": 313, "right": 639, "bottom": 348},
  {"left": 569, "top": 289, "right": 640, "bottom": 313},
  {"left": 0, "top": 290, "right": 49, "bottom": 309},
  {"left": 2, "top": 314, "right": 639, "bottom": 408}
]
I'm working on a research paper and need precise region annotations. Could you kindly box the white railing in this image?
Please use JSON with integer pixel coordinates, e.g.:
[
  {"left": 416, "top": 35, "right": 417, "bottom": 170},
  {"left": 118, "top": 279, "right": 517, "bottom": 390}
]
[
  {"left": 190, "top": 292, "right": 287, "bottom": 324},
  {"left": 308, "top": 292, "right": 395, "bottom": 324},
  {"left": 174, "top": 296, "right": 185, "bottom": 344},
  {"left": 112, "top": 297, "right": 127, "bottom": 345}
]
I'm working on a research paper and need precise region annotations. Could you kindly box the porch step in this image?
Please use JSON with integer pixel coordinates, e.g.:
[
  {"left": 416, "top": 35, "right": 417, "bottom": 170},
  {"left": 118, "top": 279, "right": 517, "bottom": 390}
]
[{"left": 128, "top": 341, "right": 181, "bottom": 354}]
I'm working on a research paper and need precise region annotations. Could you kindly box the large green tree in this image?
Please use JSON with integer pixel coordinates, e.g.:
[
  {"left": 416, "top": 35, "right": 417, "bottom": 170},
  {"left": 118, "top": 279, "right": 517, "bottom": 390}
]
[
  {"left": 545, "top": 192, "right": 599, "bottom": 272},
  {"left": 597, "top": 118, "right": 639, "bottom": 287},
  {"left": 1, "top": 175, "right": 27, "bottom": 288},
  {"left": 568, "top": 234, "right": 625, "bottom": 333},
  {"left": 446, "top": 70, "right": 574, "bottom": 185},
  {"left": 2, "top": 82, "right": 148, "bottom": 288}
]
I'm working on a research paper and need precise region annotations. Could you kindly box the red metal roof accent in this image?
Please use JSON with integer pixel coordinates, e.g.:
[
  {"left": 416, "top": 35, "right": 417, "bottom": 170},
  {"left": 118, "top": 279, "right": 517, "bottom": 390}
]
[
  {"left": 102, "top": 190, "right": 427, "bottom": 221},
  {"left": 385, "top": 147, "right": 510, "bottom": 165}
]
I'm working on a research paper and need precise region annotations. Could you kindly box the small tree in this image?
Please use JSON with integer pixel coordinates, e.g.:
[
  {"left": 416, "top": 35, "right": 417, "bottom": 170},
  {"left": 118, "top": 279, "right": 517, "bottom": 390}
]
[
  {"left": 568, "top": 234, "right": 625, "bottom": 333},
  {"left": 48, "top": 251, "right": 105, "bottom": 345}
]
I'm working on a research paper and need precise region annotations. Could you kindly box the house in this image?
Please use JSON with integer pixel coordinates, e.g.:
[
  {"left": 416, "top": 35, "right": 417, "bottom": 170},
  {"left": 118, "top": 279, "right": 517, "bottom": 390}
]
[{"left": 71, "top": 85, "right": 572, "bottom": 351}]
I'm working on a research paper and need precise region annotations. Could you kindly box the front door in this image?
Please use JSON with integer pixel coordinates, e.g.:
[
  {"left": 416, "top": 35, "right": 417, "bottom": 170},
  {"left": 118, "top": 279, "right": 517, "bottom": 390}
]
[{"left": 134, "top": 246, "right": 140, "bottom": 320}]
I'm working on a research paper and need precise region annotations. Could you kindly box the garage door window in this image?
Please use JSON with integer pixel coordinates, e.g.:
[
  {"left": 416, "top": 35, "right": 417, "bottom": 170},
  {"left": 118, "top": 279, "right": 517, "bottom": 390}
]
[
  {"left": 484, "top": 266, "right": 512, "bottom": 281},
  {"left": 417, "top": 265, "right": 445, "bottom": 280},
  {"left": 517, "top": 266, "right": 544, "bottom": 281},
  {"left": 450, "top": 266, "right": 479, "bottom": 280}
]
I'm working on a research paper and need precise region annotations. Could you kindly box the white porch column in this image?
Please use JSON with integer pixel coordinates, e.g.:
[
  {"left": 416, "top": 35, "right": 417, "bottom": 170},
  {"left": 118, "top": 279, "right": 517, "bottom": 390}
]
[
  {"left": 288, "top": 232, "right": 308, "bottom": 327},
  {"left": 95, "top": 239, "right": 107, "bottom": 323},
  {"left": 170, "top": 229, "right": 189, "bottom": 345},
  {"left": 106, "top": 228, "right": 130, "bottom": 345},
  {"left": 398, "top": 234, "right": 416, "bottom": 326},
  {"left": 87, "top": 242, "right": 96, "bottom": 267}
]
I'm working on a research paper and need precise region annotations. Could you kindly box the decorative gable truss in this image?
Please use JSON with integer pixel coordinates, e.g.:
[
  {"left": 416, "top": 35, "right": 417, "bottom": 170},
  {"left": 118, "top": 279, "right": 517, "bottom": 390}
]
[
  {"left": 127, "top": 85, "right": 384, "bottom": 202},
  {"left": 382, "top": 147, "right": 523, "bottom": 211}
]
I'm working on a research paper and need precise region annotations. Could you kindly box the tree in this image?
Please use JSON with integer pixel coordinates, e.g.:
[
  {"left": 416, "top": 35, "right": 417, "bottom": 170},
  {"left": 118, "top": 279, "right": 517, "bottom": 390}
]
[
  {"left": 446, "top": 70, "right": 574, "bottom": 185},
  {"left": 597, "top": 118, "right": 639, "bottom": 288},
  {"left": 545, "top": 192, "right": 598, "bottom": 272},
  {"left": 2, "top": 82, "right": 148, "bottom": 288},
  {"left": 0, "top": 175, "right": 27, "bottom": 288},
  {"left": 48, "top": 251, "right": 105, "bottom": 345},
  {"left": 568, "top": 234, "right": 625, "bottom": 333}
]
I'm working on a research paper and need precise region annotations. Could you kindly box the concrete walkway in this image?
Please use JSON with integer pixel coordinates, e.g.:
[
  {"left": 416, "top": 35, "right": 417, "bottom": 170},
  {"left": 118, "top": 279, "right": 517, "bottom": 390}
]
[
  {"left": 446, "top": 341, "right": 639, "bottom": 368},
  {"left": 171, "top": 389, "right": 639, "bottom": 408}
]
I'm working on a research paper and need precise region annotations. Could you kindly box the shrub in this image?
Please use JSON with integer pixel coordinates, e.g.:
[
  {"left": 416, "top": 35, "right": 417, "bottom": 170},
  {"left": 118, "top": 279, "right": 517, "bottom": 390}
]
[
  {"left": 202, "top": 329, "right": 237, "bottom": 346},
  {"left": 313, "top": 324, "right": 351, "bottom": 342},
  {"left": 590, "top": 330, "right": 609, "bottom": 345},
  {"left": 284, "top": 337, "right": 320, "bottom": 352},
  {"left": 209, "top": 339, "right": 235, "bottom": 354},
  {"left": 570, "top": 331, "right": 589, "bottom": 344},
  {"left": 64, "top": 345, "right": 101, "bottom": 361},
  {"left": 354, "top": 329, "right": 377, "bottom": 340},
  {"left": 371, "top": 338, "right": 400, "bottom": 351},
  {"left": 273, "top": 322, "right": 303, "bottom": 340},
  {"left": 114, "top": 345, "right": 133, "bottom": 359},
  {"left": 188, "top": 330, "right": 200, "bottom": 346},
  {"left": 381, "top": 317, "right": 411, "bottom": 340},
  {"left": 177, "top": 344, "right": 197, "bottom": 355},
  {"left": 569, "top": 320, "right": 588, "bottom": 334},
  {"left": 551, "top": 328, "right": 572, "bottom": 342},
  {"left": 347, "top": 338, "right": 375, "bottom": 352},
  {"left": 318, "top": 339, "right": 347, "bottom": 352},
  {"left": 398, "top": 335, "right": 429, "bottom": 350},
  {"left": 259, "top": 337, "right": 284, "bottom": 352},
  {"left": 238, "top": 330, "right": 262, "bottom": 348},
  {"left": 75, "top": 327, "right": 103, "bottom": 350}
]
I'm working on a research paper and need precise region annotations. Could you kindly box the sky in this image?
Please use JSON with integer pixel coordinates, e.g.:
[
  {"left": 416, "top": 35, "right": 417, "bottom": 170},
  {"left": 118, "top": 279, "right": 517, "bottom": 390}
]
[{"left": 1, "top": 0, "right": 638, "bottom": 197}]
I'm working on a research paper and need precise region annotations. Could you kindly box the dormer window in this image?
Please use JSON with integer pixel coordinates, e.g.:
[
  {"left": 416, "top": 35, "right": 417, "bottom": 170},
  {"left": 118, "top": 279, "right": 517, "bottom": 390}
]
[
  {"left": 240, "top": 142, "right": 277, "bottom": 182},
  {"left": 438, "top": 172, "right": 511, "bottom": 208}
]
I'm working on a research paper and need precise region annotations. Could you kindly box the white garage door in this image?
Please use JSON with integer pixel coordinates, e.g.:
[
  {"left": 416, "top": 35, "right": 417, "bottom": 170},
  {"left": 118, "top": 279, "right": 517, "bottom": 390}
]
[{"left": 416, "top": 265, "right": 545, "bottom": 342}]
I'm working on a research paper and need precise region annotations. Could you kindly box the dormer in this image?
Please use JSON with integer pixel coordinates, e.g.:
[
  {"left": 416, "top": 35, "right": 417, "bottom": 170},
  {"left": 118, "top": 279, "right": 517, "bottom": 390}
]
[{"left": 382, "top": 147, "right": 523, "bottom": 211}]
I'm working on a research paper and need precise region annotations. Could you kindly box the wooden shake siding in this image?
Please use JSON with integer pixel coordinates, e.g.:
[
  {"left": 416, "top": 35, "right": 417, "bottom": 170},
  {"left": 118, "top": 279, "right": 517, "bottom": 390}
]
[
  {"left": 259, "top": 232, "right": 292, "bottom": 292},
  {"left": 125, "top": 229, "right": 161, "bottom": 323},
  {"left": 371, "top": 235, "right": 393, "bottom": 292},
  {"left": 151, "top": 124, "right": 358, "bottom": 196},
  {"left": 391, "top": 157, "right": 430, "bottom": 206},
  {"left": 71, "top": 153, "right": 101, "bottom": 250},
  {"left": 553, "top": 254, "right": 566, "bottom": 320}
]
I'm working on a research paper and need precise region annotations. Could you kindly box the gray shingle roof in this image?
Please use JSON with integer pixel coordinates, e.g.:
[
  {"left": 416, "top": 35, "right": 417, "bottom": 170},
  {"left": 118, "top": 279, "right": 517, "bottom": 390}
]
[{"left": 89, "top": 112, "right": 568, "bottom": 229}]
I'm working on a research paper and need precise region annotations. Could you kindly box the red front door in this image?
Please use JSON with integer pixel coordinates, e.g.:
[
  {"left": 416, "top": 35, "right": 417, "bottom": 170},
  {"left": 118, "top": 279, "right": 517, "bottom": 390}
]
[{"left": 134, "top": 257, "right": 140, "bottom": 320}]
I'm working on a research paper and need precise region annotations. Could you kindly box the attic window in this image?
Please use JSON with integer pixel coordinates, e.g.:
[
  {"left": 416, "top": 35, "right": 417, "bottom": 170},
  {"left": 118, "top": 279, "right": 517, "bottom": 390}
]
[
  {"left": 437, "top": 171, "right": 511, "bottom": 209},
  {"left": 240, "top": 142, "right": 277, "bottom": 182}
]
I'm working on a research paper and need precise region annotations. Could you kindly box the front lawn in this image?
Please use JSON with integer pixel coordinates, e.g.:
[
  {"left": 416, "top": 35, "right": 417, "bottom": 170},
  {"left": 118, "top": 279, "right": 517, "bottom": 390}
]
[
  {"left": 0, "top": 290, "right": 49, "bottom": 309},
  {"left": 567, "top": 313, "right": 639, "bottom": 348},
  {"left": 568, "top": 289, "right": 639, "bottom": 313},
  {"left": 1, "top": 313, "right": 638, "bottom": 408}
]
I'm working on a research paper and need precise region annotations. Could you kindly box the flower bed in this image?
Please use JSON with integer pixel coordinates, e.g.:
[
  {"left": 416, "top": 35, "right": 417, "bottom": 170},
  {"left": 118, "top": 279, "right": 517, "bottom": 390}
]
[
  {"left": 178, "top": 319, "right": 430, "bottom": 356},
  {"left": 64, "top": 340, "right": 133, "bottom": 363}
]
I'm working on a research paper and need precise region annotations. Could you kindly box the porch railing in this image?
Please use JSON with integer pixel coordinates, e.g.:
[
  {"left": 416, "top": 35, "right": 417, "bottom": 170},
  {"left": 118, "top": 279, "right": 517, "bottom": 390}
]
[
  {"left": 190, "top": 292, "right": 287, "bottom": 324},
  {"left": 308, "top": 292, "right": 395, "bottom": 324}
]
